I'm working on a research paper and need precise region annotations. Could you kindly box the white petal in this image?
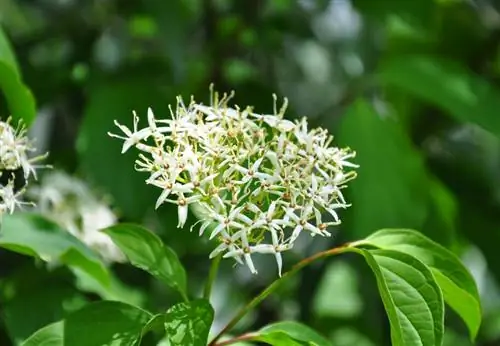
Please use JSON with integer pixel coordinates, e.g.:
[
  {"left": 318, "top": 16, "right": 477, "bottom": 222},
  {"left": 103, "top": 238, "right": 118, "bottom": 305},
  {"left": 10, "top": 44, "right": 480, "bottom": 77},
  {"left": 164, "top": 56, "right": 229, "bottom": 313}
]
[
  {"left": 223, "top": 248, "right": 244, "bottom": 258},
  {"left": 290, "top": 225, "right": 302, "bottom": 243},
  {"left": 267, "top": 201, "right": 277, "bottom": 219},
  {"left": 209, "top": 224, "right": 224, "bottom": 240},
  {"left": 311, "top": 174, "right": 318, "bottom": 192},
  {"left": 209, "top": 242, "right": 228, "bottom": 258},
  {"left": 251, "top": 244, "right": 275, "bottom": 254},
  {"left": 199, "top": 221, "right": 211, "bottom": 236},
  {"left": 147, "top": 107, "right": 156, "bottom": 130},
  {"left": 275, "top": 252, "right": 283, "bottom": 277},
  {"left": 244, "top": 253, "right": 257, "bottom": 274},
  {"left": 177, "top": 204, "right": 188, "bottom": 228},
  {"left": 277, "top": 119, "right": 295, "bottom": 132},
  {"left": 252, "top": 157, "right": 264, "bottom": 172},
  {"left": 155, "top": 188, "right": 172, "bottom": 209}
]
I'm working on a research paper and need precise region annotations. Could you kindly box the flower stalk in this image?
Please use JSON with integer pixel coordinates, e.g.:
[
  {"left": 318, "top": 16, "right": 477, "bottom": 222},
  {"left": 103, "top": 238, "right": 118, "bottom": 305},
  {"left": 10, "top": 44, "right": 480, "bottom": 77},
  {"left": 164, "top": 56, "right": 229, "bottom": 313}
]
[{"left": 203, "top": 253, "right": 222, "bottom": 301}]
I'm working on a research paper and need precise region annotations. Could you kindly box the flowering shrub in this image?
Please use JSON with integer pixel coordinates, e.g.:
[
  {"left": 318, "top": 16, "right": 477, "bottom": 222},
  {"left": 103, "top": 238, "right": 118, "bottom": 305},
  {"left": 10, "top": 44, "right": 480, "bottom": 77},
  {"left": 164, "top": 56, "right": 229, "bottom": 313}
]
[{"left": 0, "top": 89, "right": 481, "bottom": 346}]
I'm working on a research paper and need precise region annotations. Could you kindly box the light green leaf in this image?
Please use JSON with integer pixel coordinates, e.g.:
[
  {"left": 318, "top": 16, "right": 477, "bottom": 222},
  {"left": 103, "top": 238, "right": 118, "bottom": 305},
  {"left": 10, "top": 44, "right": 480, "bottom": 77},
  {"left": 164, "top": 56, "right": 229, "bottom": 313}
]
[
  {"left": 164, "top": 299, "right": 214, "bottom": 346},
  {"left": 0, "top": 26, "right": 36, "bottom": 125},
  {"left": 102, "top": 223, "right": 188, "bottom": 300},
  {"left": 64, "top": 301, "right": 151, "bottom": 346},
  {"left": 377, "top": 55, "right": 500, "bottom": 137},
  {"left": 337, "top": 100, "right": 428, "bottom": 237},
  {"left": 70, "top": 266, "right": 145, "bottom": 307},
  {"left": 0, "top": 27, "right": 19, "bottom": 74},
  {"left": 21, "top": 322, "right": 63, "bottom": 346},
  {"left": 251, "top": 332, "right": 305, "bottom": 346},
  {"left": 349, "top": 247, "right": 444, "bottom": 346},
  {"left": 357, "top": 228, "right": 481, "bottom": 339},
  {"left": 257, "top": 321, "right": 331, "bottom": 346},
  {"left": 0, "top": 213, "right": 110, "bottom": 286},
  {"left": 0, "top": 60, "right": 36, "bottom": 125}
]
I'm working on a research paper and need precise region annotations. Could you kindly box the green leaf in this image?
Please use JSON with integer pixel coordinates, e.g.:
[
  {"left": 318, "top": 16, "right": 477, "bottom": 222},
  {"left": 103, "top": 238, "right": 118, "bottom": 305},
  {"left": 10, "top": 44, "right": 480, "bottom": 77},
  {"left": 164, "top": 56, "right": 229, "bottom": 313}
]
[
  {"left": 377, "top": 55, "right": 500, "bottom": 137},
  {"left": 21, "top": 322, "right": 63, "bottom": 346},
  {"left": 141, "top": 313, "right": 166, "bottom": 337},
  {"left": 337, "top": 99, "right": 428, "bottom": 237},
  {"left": 0, "top": 27, "right": 19, "bottom": 74},
  {"left": 251, "top": 332, "right": 305, "bottom": 346},
  {"left": 357, "top": 228, "right": 481, "bottom": 339},
  {"left": 0, "top": 59, "right": 36, "bottom": 125},
  {"left": 64, "top": 301, "right": 152, "bottom": 346},
  {"left": 164, "top": 299, "right": 214, "bottom": 346},
  {"left": 102, "top": 223, "right": 188, "bottom": 299},
  {"left": 0, "top": 213, "right": 110, "bottom": 286},
  {"left": 0, "top": 26, "right": 36, "bottom": 125},
  {"left": 257, "top": 321, "right": 331, "bottom": 346},
  {"left": 70, "top": 266, "right": 145, "bottom": 306},
  {"left": 349, "top": 247, "right": 444, "bottom": 346}
]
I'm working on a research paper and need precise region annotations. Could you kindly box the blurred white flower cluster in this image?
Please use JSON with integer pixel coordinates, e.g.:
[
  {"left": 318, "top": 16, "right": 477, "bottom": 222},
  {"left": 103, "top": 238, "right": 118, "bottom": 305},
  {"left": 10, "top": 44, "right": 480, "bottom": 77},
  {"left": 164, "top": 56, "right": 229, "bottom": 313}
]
[
  {"left": 109, "top": 88, "right": 358, "bottom": 275},
  {"left": 28, "top": 171, "right": 126, "bottom": 264},
  {"left": 0, "top": 118, "right": 45, "bottom": 220}
]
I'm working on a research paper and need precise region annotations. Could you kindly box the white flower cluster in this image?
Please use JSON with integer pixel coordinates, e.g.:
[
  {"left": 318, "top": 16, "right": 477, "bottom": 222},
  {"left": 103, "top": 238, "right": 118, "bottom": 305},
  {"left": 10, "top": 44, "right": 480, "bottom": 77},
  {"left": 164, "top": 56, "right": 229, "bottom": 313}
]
[
  {"left": 28, "top": 171, "right": 126, "bottom": 264},
  {"left": 0, "top": 118, "right": 45, "bottom": 220},
  {"left": 109, "top": 88, "right": 358, "bottom": 276}
]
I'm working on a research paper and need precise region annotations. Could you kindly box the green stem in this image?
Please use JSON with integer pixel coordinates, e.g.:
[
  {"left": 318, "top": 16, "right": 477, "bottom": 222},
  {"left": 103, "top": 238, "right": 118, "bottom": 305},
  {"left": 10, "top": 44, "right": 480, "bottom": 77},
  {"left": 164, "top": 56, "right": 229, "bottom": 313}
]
[
  {"left": 208, "top": 243, "right": 350, "bottom": 346},
  {"left": 204, "top": 254, "right": 222, "bottom": 301},
  {"left": 180, "top": 290, "right": 190, "bottom": 303},
  {"left": 213, "top": 333, "right": 256, "bottom": 346}
]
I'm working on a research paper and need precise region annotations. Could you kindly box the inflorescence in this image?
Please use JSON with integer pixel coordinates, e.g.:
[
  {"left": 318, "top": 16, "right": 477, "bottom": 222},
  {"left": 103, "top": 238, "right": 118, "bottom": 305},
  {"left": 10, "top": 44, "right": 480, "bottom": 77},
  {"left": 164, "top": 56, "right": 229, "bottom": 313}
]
[
  {"left": 109, "top": 87, "right": 358, "bottom": 276},
  {"left": 28, "top": 171, "right": 126, "bottom": 264},
  {"left": 0, "top": 118, "right": 46, "bottom": 221}
]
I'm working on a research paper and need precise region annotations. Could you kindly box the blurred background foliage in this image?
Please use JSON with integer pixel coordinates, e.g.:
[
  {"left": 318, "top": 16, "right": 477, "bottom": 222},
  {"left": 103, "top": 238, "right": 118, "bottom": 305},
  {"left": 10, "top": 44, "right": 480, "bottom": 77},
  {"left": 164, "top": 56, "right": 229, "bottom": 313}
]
[{"left": 1, "top": 0, "right": 500, "bottom": 345}]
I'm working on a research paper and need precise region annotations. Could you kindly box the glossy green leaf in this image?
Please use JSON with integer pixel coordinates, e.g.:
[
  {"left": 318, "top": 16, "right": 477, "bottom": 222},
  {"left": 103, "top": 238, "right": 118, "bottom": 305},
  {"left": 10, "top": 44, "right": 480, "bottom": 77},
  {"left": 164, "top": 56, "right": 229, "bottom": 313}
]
[
  {"left": 357, "top": 228, "right": 481, "bottom": 339},
  {"left": 21, "top": 322, "right": 63, "bottom": 346},
  {"left": 377, "top": 55, "right": 500, "bottom": 137},
  {"left": 0, "top": 213, "right": 110, "bottom": 286},
  {"left": 257, "top": 321, "right": 331, "bottom": 346},
  {"left": 349, "top": 247, "right": 444, "bottom": 346},
  {"left": 64, "top": 301, "right": 151, "bottom": 346},
  {"left": 251, "top": 332, "right": 305, "bottom": 346},
  {"left": 337, "top": 100, "right": 428, "bottom": 237},
  {"left": 0, "top": 26, "right": 36, "bottom": 125},
  {"left": 164, "top": 299, "right": 214, "bottom": 346},
  {"left": 102, "top": 223, "right": 188, "bottom": 299}
]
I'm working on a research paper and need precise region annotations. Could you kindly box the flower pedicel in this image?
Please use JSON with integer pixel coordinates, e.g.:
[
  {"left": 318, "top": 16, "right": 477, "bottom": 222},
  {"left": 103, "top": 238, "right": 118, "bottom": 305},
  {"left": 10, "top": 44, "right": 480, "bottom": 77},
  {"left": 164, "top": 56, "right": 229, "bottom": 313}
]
[{"left": 109, "top": 87, "right": 358, "bottom": 276}]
